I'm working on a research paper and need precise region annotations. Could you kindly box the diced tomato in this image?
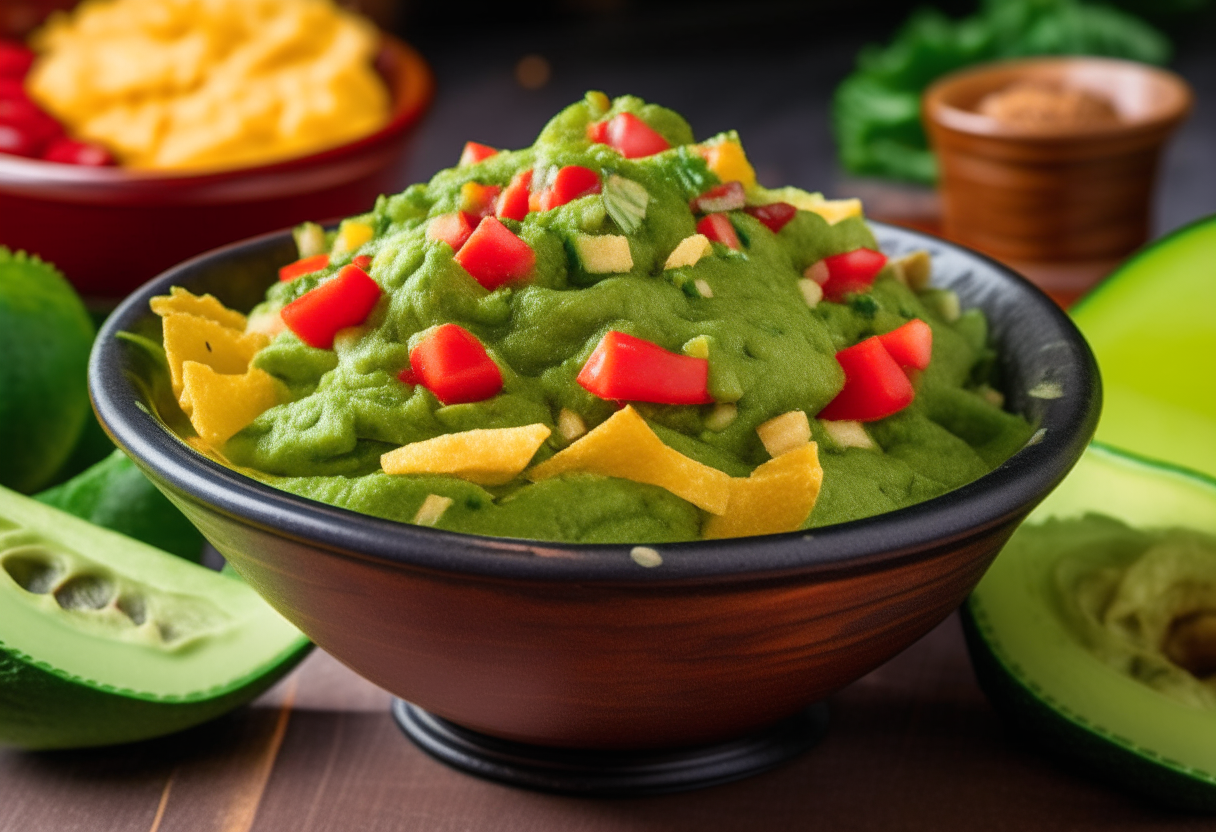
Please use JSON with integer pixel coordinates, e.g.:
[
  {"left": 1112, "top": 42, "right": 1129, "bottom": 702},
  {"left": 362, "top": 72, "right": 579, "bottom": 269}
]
[
  {"left": 459, "top": 141, "right": 497, "bottom": 166},
  {"left": 588, "top": 112, "right": 670, "bottom": 159},
  {"left": 744, "top": 202, "right": 797, "bottom": 233},
  {"left": 279, "top": 253, "right": 331, "bottom": 282},
  {"left": 454, "top": 216, "right": 535, "bottom": 290},
  {"left": 0, "top": 96, "right": 61, "bottom": 155},
  {"left": 427, "top": 211, "right": 476, "bottom": 251},
  {"left": 696, "top": 214, "right": 741, "bottom": 251},
  {"left": 690, "top": 181, "right": 746, "bottom": 214},
  {"left": 877, "top": 319, "right": 932, "bottom": 371},
  {"left": 820, "top": 248, "right": 888, "bottom": 302},
  {"left": 538, "top": 165, "right": 601, "bottom": 211},
  {"left": 40, "top": 137, "right": 115, "bottom": 166},
  {"left": 402, "top": 323, "right": 503, "bottom": 405},
  {"left": 0, "top": 42, "right": 34, "bottom": 79},
  {"left": 352, "top": 255, "right": 373, "bottom": 270},
  {"left": 0, "top": 122, "right": 40, "bottom": 156},
  {"left": 280, "top": 265, "right": 382, "bottom": 349},
  {"left": 460, "top": 181, "right": 503, "bottom": 219},
  {"left": 497, "top": 168, "right": 533, "bottom": 221},
  {"left": 577, "top": 330, "right": 712, "bottom": 405},
  {"left": 818, "top": 337, "right": 915, "bottom": 422},
  {"left": 0, "top": 77, "right": 28, "bottom": 101}
]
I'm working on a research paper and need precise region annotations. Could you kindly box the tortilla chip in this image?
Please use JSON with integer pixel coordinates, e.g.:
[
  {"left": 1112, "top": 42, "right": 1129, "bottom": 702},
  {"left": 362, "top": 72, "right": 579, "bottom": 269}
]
[
  {"left": 151, "top": 287, "right": 247, "bottom": 331},
  {"left": 703, "top": 442, "right": 823, "bottom": 539},
  {"left": 180, "top": 362, "right": 281, "bottom": 447},
  {"left": 381, "top": 424, "right": 552, "bottom": 486},
  {"left": 162, "top": 313, "right": 269, "bottom": 404},
  {"left": 527, "top": 405, "right": 731, "bottom": 515}
]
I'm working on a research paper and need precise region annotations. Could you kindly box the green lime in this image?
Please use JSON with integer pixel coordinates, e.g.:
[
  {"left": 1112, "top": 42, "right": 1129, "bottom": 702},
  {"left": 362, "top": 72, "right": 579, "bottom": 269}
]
[{"left": 0, "top": 249, "right": 95, "bottom": 493}]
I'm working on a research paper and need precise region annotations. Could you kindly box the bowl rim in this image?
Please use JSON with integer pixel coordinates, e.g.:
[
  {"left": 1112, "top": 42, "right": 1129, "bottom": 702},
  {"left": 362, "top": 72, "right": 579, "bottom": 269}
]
[
  {"left": 90, "top": 221, "right": 1101, "bottom": 586},
  {"left": 0, "top": 34, "right": 434, "bottom": 196},
  {"left": 923, "top": 55, "right": 1193, "bottom": 143}
]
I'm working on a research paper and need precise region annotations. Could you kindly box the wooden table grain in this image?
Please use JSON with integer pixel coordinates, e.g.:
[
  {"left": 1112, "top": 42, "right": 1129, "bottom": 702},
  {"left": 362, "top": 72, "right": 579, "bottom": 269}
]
[{"left": 3, "top": 613, "right": 1208, "bottom": 831}]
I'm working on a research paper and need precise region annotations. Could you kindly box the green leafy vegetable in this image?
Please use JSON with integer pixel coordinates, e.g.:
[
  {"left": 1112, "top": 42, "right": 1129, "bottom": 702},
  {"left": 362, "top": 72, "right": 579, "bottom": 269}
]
[
  {"left": 602, "top": 174, "right": 650, "bottom": 234},
  {"left": 832, "top": 0, "right": 1172, "bottom": 183}
]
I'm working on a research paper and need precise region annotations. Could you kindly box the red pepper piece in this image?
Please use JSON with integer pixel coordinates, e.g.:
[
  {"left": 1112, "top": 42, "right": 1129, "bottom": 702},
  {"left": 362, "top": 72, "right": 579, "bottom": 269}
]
[
  {"left": 496, "top": 168, "right": 533, "bottom": 221},
  {"left": 459, "top": 141, "right": 497, "bottom": 166},
  {"left": 40, "top": 137, "right": 115, "bottom": 166},
  {"left": 690, "top": 181, "right": 746, "bottom": 214},
  {"left": 0, "top": 42, "right": 34, "bottom": 79},
  {"left": 877, "top": 319, "right": 932, "bottom": 371},
  {"left": 352, "top": 255, "right": 373, "bottom": 270},
  {"left": 427, "top": 211, "right": 476, "bottom": 251},
  {"left": 577, "top": 331, "right": 712, "bottom": 405},
  {"left": 743, "top": 202, "right": 797, "bottom": 233},
  {"left": 402, "top": 323, "right": 503, "bottom": 405},
  {"left": 818, "top": 337, "right": 915, "bottom": 422},
  {"left": 696, "top": 214, "right": 741, "bottom": 251},
  {"left": 0, "top": 77, "right": 28, "bottom": 101},
  {"left": 589, "top": 113, "right": 670, "bottom": 159},
  {"left": 454, "top": 217, "right": 535, "bottom": 290},
  {"left": 538, "top": 165, "right": 601, "bottom": 211},
  {"left": 0, "top": 96, "right": 61, "bottom": 155},
  {"left": 820, "top": 248, "right": 888, "bottom": 302},
  {"left": 280, "top": 265, "right": 382, "bottom": 349},
  {"left": 278, "top": 253, "right": 330, "bottom": 282}
]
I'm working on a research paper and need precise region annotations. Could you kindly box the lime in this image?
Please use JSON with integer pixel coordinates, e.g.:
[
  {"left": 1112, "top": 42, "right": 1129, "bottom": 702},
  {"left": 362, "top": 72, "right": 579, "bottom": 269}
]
[{"left": 0, "top": 248, "right": 95, "bottom": 493}]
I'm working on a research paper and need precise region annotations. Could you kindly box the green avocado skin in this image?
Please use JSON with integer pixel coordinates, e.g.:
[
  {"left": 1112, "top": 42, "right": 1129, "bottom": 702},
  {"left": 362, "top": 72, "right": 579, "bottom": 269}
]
[
  {"left": 0, "top": 640, "right": 310, "bottom": 750},
  {"left": 962, "top": 604, "right": 1216, "bottom": 812}
]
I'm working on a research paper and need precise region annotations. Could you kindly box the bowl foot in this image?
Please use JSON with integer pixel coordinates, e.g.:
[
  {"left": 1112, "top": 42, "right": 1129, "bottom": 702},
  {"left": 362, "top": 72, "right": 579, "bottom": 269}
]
[{"left": 391, "top": 699, "right": 829, "bottom": 796}]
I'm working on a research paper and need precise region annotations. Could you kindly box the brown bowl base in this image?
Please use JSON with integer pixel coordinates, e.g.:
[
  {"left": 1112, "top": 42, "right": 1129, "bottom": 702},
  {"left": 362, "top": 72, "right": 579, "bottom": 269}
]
[{"left": 392, "top": 699, "right": 830, "bottom": 796}]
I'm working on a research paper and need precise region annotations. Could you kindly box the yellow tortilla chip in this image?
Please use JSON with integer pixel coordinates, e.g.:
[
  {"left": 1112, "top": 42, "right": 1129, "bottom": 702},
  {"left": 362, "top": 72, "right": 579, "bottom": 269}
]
[
  {"left": 150, "top": 287, "right": 246, "bottom": 331},
  {"left": 162, "top": 313, "right": 269, "bottom": 404},
  {"left": 381, "top": 424, "right": 552, "bottom": 486},
  {"left": 702, "top": 442, "right": 823, "bottom": 539},
  {"left": 180, "top": 362, "right": 281, "bottom": 447},
  {"left": 527, "top": 406, "right": 731, "bottom": 515}
]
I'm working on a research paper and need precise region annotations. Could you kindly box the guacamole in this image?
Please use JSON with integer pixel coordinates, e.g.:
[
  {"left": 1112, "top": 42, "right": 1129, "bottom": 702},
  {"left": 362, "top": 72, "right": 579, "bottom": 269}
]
[
  {"left": 1047, "top": 514, "right": 1216, "bottom": 710},
  {"left": 155, "top": 93, "right": 1034, "bottom": 543}
]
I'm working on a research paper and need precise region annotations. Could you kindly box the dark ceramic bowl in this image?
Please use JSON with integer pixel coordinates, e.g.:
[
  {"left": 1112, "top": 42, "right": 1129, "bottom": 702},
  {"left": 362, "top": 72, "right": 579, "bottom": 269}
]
[
  {"left": 90, "top": 223, "right": 1100, "bottom": 754},
  {"left": 0, "top": 35, "right": 433, "bottom": 301}
]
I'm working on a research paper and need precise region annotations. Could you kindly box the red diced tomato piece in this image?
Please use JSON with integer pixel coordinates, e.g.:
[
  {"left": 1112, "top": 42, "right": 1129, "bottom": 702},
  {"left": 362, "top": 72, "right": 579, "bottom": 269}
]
[
  {"left": 0, "top": 77, "right": 28, "bottom": 101},
  {"left": 460, "top": 181, "right": 502, "bottom": 219},
  {"left": 538, "top": 165, "right": 601, "bottom": 211},
  {"left": 497, "top": 168, "right": 533, "bottom": 221},
  {"left": 427, "top": 212, "right": 476, "bottom": 251},
  {"left": 0, "top": 42, "right": 35, "bottom": 79},
  {"left": 696, "top": 214, "right": 741, "bottom": 250},
  {"left": 586, "top": 120, "right": 609, "bottom": 144},
  {"left": 743, "top": 202, "right": 797, "bottom": 233},
  {"left": 352, "top": 255, "right": 373, "bottom": 270},
  {"left": 577, "top": 331, "right": 712, "bottom": 405},
  {"left": 820, "top": 248, "right": 888, "bottom": 302},
  {"left": 454, "top": 216, "right": 535, "bottom": 290},
  {"left": 690, "top": 181, "right": 746, "bottom": 214},
  {"left": 280, "top": 265, "right": 382, "bottom": 349},
  {"left": 818, "top": 337, "right": 915, "bottom": 422},
  {"left": 0, "top": 96, "right": 61, "bottom": 154},
  {"left": 459, "top": 141, "right": 497, "bottom": 166},
  {"left": 0, "top": 122, "right": 40, "bottom": 156},
  {"left": 278, "top": 253, "right": 330, "bottom": 282},
  {"left": 877, "top": 319, "right": 933, "bottom": 371},
  {"left": 40, "top": 137, "right": 115, "bottom": 166},
  {"left": 402, "top": 323, "right": 503, "bottom": 405},
  {"left": 589, "top": 112, "right": 670, "bottom": 159}
]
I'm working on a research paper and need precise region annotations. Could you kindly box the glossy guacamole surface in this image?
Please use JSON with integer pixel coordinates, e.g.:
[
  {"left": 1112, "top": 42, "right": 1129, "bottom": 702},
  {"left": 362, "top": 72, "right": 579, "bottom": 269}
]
[{"left": 220, "top": 94, "right": 1033, "bottom": 543}]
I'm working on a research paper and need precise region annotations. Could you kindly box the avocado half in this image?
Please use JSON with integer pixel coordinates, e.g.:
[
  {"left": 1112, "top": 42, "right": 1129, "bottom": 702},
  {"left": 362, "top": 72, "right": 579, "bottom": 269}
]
[
  {"left": 0, "top": 485, "right": 311, "bottom": 749},
  {"left": 1071, "top": 214, "right": 1216, "bottom": 480},
  {"left": 964, "top": 443, "right": 1216, "bottom": 810}
]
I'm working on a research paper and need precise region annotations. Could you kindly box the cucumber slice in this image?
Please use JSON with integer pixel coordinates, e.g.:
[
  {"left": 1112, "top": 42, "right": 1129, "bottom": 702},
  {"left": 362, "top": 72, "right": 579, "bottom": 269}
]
[
  {"left": 0, "top": 485, "right": 310, "bottom": 749},
  {"left": 1071, "top": 215, "right": 1216, "bottom": 479},
  {"left": 964, "top": 444, "right": 1216, "bottom": 810}
]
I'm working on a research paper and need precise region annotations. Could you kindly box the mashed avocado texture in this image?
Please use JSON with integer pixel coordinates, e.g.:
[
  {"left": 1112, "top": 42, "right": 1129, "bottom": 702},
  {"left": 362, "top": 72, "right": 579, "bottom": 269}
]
[{"left": 157, "top": 93, "right": 1033, "bottom": 543}]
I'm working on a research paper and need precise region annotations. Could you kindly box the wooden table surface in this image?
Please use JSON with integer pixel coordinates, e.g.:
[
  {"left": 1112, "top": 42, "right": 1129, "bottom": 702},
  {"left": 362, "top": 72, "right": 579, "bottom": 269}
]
[{"left": 4, "top": 612, "right": 1210, "bottom": 832}]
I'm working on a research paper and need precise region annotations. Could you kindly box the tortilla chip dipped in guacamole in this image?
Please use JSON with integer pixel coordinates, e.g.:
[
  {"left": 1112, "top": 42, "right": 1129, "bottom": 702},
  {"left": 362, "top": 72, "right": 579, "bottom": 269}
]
[{"left": 149, "top": 93, "right": 1034, "bottom": 543}]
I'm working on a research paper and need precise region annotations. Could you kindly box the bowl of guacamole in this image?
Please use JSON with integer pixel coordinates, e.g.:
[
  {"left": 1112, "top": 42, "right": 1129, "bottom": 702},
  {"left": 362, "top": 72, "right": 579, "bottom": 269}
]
[{"left": 91, "top": 93, "right": 1100, "bottom": 756}]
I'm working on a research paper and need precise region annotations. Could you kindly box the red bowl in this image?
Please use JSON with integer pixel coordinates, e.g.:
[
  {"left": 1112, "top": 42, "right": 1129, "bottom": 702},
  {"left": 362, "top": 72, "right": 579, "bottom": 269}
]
[{"left": 0, "top": 35, "right": 433, "bottom": 300}]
